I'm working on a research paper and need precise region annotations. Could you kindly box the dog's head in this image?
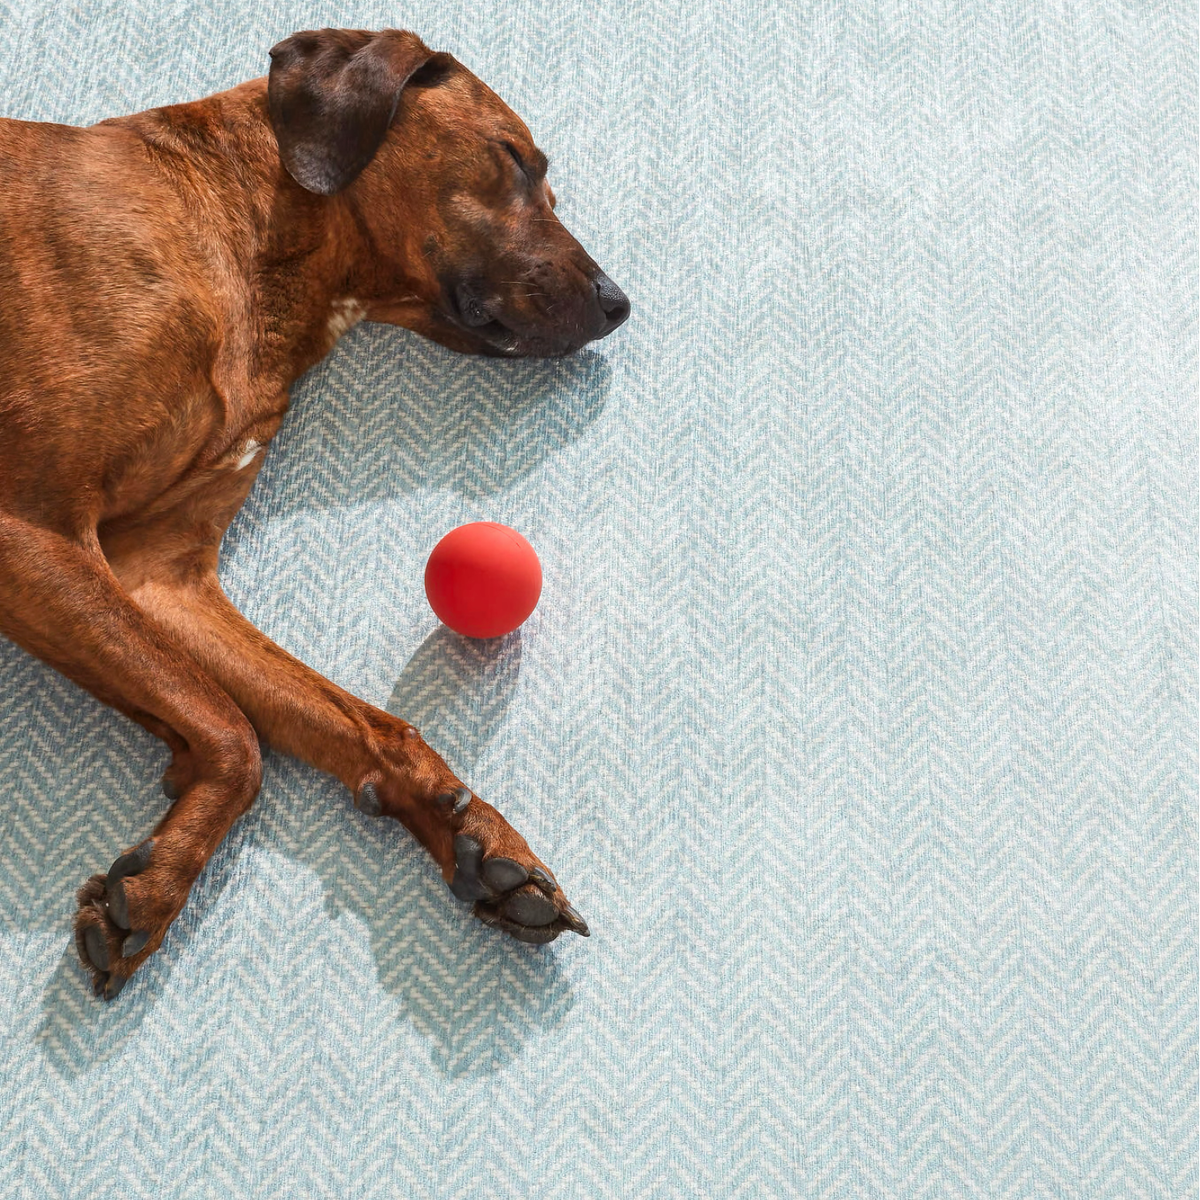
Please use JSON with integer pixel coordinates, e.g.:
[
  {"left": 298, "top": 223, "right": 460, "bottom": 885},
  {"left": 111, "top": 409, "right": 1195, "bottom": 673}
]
[{"left": 267, "top": 28, "right": 629, "bottom": 357}]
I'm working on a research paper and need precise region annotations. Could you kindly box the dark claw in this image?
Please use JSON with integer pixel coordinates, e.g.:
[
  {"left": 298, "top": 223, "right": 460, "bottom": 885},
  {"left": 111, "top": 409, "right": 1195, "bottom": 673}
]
[
  {"left": 122, "top": 931, "right": 149, "bottom": 958},
  {"left": 355, "top": 782, "right": 382, "bottom": 816},
  {"left": 84, "top": 925, "right": 110, "bottom": 972},
  {"left": 449, "top": 834, "right": 489, "bottom": 901},
  {"left": 436, "top": 787, "right": 472, "bottom": 816},
  {"left": 104, "top": 972, "right": 127, "bottom": 1001},
  {"left": 161, "top": 775, "right": 181, "bottom": 801},
  {"left": 107, "top": 839, "right": 155, "bottom": 886},
  {"left": 483, "top": 857, "right": 528, "bottom": 892},
  {"left": 560, "top": 904, "right": 590, "bottom": 937},
  {"left": 528, "top": 867, "right": 557, "bottom": 894},
  {"left": 107, "top": 879, "right": 131, "bottom": 931},
  {"left": 504, "top": 888, "right": 559, "bottom": 927}
]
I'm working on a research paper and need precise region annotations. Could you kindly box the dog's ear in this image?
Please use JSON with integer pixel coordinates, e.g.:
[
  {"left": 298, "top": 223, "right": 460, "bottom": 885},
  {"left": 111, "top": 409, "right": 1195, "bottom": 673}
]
[{"left": 267, "top": 28, "right": 444, "bottom": 195}]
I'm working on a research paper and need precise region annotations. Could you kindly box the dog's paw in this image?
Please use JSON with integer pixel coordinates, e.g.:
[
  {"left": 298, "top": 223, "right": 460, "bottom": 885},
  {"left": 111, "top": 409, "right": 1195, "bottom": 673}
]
[
  {"left": 446, "top": 801, "right": 589, "bottom": 945},
  {"left": 73, "top": 838, "right": 174, "bottom": 1000}
]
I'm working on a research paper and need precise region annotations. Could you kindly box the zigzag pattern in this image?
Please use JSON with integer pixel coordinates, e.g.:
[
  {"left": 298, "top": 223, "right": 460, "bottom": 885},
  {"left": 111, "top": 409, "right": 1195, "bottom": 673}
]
[{"left": 0, "top": 0, "right": 1196, "bottom": 1197}]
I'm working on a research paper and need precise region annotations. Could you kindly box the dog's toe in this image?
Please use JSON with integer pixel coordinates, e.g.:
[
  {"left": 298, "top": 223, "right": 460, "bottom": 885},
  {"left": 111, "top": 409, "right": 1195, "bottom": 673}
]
[
  {"left": 107, "top": 839, "right": 155, "bottom": 886},
  {"left": 559, "top": 903, "right": 589, "bottom": 937},
  {"left": 476, "top": 904, "right": 563, "bottom": 945},
  {"left": 528, "top": 866, "right": 557, "bottom": 894},
  {"left": 503, "top": 887, "right": 558, "bottom": 927},
  {"left": 122, "top": 930, "right": 150, "bottom": 957},
  {"left": 483, "top": 856, "right": 528, "bottom": 892},
  {"left": 449, "top": 834, "right": 489, "bottom": 901},
  {"left": 104, "top": 838, "right": 156, "bottom": 929},
  {"left": 435, "top": 787, "right": 472, "bottom": 816},
  {"left": 107, "top": 879, "right": 132, "bottom": 930},
  {"left": 83, "top": 924, "right": 111, "bottom": 972}
]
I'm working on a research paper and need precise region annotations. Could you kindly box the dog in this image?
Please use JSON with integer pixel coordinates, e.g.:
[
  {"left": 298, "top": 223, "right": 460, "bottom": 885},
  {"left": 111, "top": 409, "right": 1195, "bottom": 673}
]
[{"left": 0, "top": 28, "right": 628, "bottom": 999}]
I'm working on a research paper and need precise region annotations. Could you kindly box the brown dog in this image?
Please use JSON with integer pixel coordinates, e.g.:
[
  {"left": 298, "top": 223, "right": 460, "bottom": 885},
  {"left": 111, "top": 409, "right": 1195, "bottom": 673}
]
[{"left": 0, "top": 28, "right": 628, "bottom": 999}]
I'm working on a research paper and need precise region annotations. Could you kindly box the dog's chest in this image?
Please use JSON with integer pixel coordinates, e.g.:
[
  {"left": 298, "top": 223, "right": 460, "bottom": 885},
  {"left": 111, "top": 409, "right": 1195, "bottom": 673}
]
[{"left": 96, "top": 383, "right": 286, "bottom": 527}]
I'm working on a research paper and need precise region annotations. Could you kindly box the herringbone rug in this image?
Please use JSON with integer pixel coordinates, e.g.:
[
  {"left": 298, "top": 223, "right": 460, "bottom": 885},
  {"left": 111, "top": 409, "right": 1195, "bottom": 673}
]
[{"left": 0, "top": 1, "right": 1195, "bottom": 1197}]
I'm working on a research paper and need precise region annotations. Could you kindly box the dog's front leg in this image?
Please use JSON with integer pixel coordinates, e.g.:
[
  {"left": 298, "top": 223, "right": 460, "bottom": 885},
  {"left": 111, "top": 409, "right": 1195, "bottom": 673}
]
[
  {"left": 128, "top": 571, "right": 589, "bottom": 944},
  {"left": 0, "top": 518, "right": 266, "bottom": 998}
]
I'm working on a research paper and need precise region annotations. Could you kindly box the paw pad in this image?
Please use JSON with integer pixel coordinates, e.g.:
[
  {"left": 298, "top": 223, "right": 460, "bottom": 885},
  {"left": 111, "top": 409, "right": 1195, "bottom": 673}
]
[
  {"left": 74, "top": 837, "right": 158, "bottom": 1002},
  {"left": 447, "top": 831, "right": 588, "bottom": 943}
]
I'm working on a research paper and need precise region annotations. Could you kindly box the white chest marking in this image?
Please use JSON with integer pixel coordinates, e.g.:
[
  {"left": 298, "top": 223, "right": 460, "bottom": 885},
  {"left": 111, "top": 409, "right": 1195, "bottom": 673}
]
[
  {"left": 236, "top": 440, "right": 262, "bottom": 469},
  {"left": 327, "top": 297, "right": 367, "bottom": 341}
]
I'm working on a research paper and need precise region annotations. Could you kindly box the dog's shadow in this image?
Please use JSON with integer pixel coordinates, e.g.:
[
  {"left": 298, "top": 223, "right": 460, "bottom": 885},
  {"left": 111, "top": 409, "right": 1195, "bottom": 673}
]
[
  {"left": 316, "top": 626, "right": 578, "bottom": 1075},
  {"left": 224, "top": 322, "right": 613, "bottom": 538},
  {"left": 32, "top": 580, "right": 574, "bottom": 1083},
  {"left": 28, "top": 329, "right": 604, "bottom": 1077}
]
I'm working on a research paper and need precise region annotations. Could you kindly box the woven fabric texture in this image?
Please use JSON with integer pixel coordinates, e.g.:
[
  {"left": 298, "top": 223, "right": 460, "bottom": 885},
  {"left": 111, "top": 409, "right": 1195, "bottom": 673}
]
[{"left": 0, "top": 1, "right": 1196, "bottom": 1197}]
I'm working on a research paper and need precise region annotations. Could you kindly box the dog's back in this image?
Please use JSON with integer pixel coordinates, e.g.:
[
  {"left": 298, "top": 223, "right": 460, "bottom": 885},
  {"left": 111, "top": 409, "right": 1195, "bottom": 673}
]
[{"left": 0, "top": 115, "right": 226, "bottom": 524}]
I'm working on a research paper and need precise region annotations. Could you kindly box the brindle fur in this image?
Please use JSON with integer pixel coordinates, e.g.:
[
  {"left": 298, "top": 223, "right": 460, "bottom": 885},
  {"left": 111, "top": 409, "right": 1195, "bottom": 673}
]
[{"left": 0, "top": 29, "right": 625, "bottom": 998}]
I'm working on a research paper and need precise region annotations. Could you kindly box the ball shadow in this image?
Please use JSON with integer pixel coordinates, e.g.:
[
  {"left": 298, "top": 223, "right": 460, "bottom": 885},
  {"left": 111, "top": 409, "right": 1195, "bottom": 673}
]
[{"left": 385, "top": 625, "right": 522, "bottom": 779}]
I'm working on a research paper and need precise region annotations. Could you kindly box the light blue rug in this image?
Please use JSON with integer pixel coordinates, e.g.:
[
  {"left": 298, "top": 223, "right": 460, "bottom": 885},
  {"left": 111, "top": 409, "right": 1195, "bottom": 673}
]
[{"left": 0, "top": 1, "right": 1195, "bottom": 1197}]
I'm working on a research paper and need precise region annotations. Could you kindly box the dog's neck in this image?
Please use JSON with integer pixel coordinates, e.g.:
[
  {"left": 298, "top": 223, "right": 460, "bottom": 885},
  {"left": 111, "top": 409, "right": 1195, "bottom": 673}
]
[{"left": 104, "top": 80, "right": 421, "bottom": 386}]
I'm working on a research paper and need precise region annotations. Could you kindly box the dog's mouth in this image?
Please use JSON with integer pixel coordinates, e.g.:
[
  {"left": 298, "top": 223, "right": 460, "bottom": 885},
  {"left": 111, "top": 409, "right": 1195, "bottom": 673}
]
[
  {"left": 443, "top": 283, "right": 524, "bottom": 354},
  {"left": 457, "top": 316, "right": 519, "bottom": 353},
  {"left": 440, "top": 270, "right": 627, "bottom": 358}
]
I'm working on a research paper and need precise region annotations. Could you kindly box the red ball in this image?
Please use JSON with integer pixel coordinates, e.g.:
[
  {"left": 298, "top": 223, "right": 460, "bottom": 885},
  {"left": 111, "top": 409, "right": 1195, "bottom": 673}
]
[{"left": 424, "top": 522, "right": 543, "bottom": 639}]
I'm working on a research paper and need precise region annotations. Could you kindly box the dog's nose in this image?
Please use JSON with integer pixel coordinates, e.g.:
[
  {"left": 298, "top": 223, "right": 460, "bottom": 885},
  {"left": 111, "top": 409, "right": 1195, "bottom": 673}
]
[{"left": 593, "top": 273, "right": 630, "bottom": 336}]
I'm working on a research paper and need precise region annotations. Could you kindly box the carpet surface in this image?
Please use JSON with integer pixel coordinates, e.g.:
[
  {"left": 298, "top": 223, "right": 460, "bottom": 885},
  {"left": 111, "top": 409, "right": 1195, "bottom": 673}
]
[{"left": 0, "top": 1, "right": 1195, "bottom": 1197}]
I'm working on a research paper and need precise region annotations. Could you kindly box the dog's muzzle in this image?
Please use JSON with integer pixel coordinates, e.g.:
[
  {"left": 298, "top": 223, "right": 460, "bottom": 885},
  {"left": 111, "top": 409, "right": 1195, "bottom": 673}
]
[{"left": 449, "top": 270, "right": 630, "bottom": 355}]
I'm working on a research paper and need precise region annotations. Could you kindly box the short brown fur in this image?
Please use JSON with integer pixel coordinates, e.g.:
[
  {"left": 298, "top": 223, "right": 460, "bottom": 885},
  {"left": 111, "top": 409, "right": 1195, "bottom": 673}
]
[{"left": 0, "top": 29, "right": 623, "bottom": 998}]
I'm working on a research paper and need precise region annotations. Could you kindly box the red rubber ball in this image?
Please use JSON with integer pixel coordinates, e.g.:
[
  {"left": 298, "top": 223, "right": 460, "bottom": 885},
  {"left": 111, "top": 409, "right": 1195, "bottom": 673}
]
[{"left": 424, "top": 522, "right": 542, "bottom": 639}]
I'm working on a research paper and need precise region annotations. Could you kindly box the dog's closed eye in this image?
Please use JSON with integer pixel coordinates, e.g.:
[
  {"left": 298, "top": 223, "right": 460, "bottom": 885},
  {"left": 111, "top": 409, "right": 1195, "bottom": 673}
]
[
  {"left": 502, "top": 140, "right": 548, "bottom": 186},
  {"left": 504, "top": 141, "right": 531, "bottom": 182}
]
